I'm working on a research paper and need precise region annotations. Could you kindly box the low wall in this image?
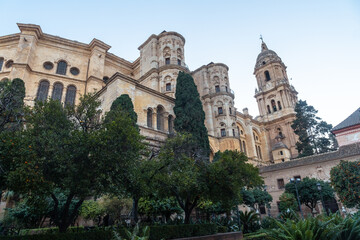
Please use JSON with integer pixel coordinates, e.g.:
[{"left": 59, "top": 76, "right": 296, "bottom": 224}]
[{"left": 173, "top": 232, "right": 243, "bottom": 240}]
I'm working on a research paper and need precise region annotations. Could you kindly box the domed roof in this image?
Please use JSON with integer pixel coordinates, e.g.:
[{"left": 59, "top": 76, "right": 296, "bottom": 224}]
[
  {"left": 272, "top": 141, "right": 289, "bottom": 151},
  {"left": 255, "top": 41, "right": 282, "bottom": 69}
]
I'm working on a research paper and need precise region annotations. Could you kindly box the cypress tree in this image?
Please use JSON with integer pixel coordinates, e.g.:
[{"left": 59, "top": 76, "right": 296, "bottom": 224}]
[
  {"left": 105, "top": 94, "right": 138, "bottom": 129},
  {"left": 174, "top": 71, "right": 210, "bottom": 158}
]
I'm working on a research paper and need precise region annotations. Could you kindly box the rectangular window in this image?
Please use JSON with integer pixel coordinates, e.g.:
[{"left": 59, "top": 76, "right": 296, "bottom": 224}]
[
  {"left": 232, "top": 129, "right": 235, "bottom": 137},
  {"left": 177, "top": 59, "right": 181, "bottom": 65},
  {"left": 215, "top": 85, "right": 220, "bottom": 93},
  {"left": 225, "top": 86, "right": 228, "bottom": 92},
  {"left": 221, "top": 128, "right": 226, "bottom": 137},
  {"left": 229, "top": 108, "right": 232, "bottom": 115},
  {"left": 165, "top": 58, "right": 170, "bottom": 65},
  {"left": 277, "top": 178, "right": 285, "bottom": 189},
  {"left": 280, "top": 151, "right": 283, "bottom": 155},
  {"left": 166, "top": 83, "right": 171, "bottom": 91},
  {"left": 218, "top": 107, "right": 223, "bottom": 115}
]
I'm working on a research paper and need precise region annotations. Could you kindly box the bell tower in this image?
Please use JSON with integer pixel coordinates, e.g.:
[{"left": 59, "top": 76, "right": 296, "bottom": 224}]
[{"left": 254, "top": 39, "right": 299, "bottom": 160}]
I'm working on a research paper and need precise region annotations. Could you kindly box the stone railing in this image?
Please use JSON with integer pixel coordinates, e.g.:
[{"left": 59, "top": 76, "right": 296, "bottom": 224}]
[{"left": 255, "top": 78, "right": 288, "bottom": 94}]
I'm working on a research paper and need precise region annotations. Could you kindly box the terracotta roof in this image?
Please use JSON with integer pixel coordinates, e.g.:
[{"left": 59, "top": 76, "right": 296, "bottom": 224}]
[{"left": 332, "top": 107, "right": 360, "bottom": 131}]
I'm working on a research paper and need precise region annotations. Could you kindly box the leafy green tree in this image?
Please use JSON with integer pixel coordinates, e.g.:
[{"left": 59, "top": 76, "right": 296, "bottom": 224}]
[
  {"left": 291, "top": 100, "right": 337, "bottom": 157},
  {"left": 241, "top": 187, "right": 272, "bottom": 210},
  {"left": 331, "top": 160, "right": 360, "bottom": 209},
  {"left": 0, "top": 78, "right": 25, "bottom": 132},
  {"left": 151, "top": 133, "right": 209, "bottom": 224},
  {"left": 278, "top": 192, "right": 298, "bottom": 212},
  {"left": 285, "top": 177, "right": 334, "bottom": 214},
  {"left": 79, "top": 200, "right": 105, "bottom": 225},
  {"left": 138, "top": 196, "right": 182, "bottom": 223},
  {"left": 174, "top": 72, "right": 210, "bottom": 158},
  {"left": 104, "top": 94, "right": 147, "bottom": 223},
  {"left": 3, "top": 95, "right": 144, "bottom": 232},
  {"left": 208, "top": 151, "right": 263, "bottom": 214}
]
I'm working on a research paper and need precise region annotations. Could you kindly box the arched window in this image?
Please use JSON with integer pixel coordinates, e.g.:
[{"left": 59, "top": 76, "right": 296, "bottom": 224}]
[
  {"left": 265, "top": 70, "right": 271, "bottom": 81},
  {"left": 65, "top": 85, "right": 76, "bottom": 106},
  {"left": 0, "top": 57, "right": 4, "bottom": 71},
  {"left": 242, "top": 141, "right": 247, "bottom": 155},
  {"left": 168, "top": 115, "right": 174, "bottom": 133},
  {"left": 36, "top": 80, "right": 50, "bottom": 101},
  {"left": 267, "top": 105, "right": 271, "bottom": 114},
  {"left": 51, "top": 82, "right": 63, "bottom": 101},
  {"left": 147, "top": 108, "right": 153, "bottom": 128},
  {"left": 278, "top": 101, "right": 282, "bottom": 110},
  {"left": 157, "top": 106, "right": 164, "bottom": 130},
  {"left": 56, "top": 60, "right": 67, "bottom": 75},
  {"left": 271, "top": 99, "right": 277, "bottom": 112},
  {"left": 258, "top": 146, "right": 262, "bottom": 159}
]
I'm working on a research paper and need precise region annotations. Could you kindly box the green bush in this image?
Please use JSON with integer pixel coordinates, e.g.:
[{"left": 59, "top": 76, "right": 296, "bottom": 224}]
[
  {"left": 19, "top": 226, "right": 85, "bottom": 235},
  {"left": 0, "top": 230, "right": 112, "bottom": 240},
  {"left": 148, "top": 224, "right": 217, "bottom": 240},
  {"left": 0, "top": 224, "right": 217, "bottom": 240}
]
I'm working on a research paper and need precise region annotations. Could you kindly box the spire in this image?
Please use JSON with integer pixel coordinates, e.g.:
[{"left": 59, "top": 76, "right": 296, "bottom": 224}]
[{"left": 260, "top": 35, "right": 268, "bottom": 52}]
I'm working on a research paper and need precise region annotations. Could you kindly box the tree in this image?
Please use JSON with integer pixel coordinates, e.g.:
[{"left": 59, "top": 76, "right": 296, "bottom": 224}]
[
  {"left": 278, "top": 192, "right": 298, "bottom": 212},
  {"left": 291, "top": 100, "right": 337, "bottom": 157},
  {"left": 104, "top": 94, "right": 147, "bottom": 223},
  {"left": 138, "top": 196, "right": 182, "bottom": 223},
  {"left": 285, "top": 177, "right": 334, "bottom": 214},
  {"left": 0, "top": 78, "right": 25, "bottom": 132},
  {"left": 174, "top": 71, "right": 210, "bottom": 158},
  {"left": 330, "top": 160, "right": 360, "bottom": 209},
  {"left": 208, "top": 151, "right": 264, "bottom": 214},
  {"left": 3, "top": 95, "right": 144, "bottom": 232},
  {"left": 151, "top": 133, "right": 209, "bottom": 224}
]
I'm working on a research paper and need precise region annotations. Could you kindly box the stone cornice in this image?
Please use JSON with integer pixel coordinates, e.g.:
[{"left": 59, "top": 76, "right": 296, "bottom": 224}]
[
  {"left": 0, "top": 33, "right": 20, "bottom": 44},
  {"left": 138, "top": 65, "right": 190, "bottom": 83},
  {"left": 96, "top": 72, "right": 175, "bottom": 103},
  {"left": 138, "top": 31, "right": 185, "bottom": 50},
  {"left": 89, "top": 38, "right": 111, "bottom": 52},
  {"left": 192, "top": 63, "right": 229, "bottom": 74},
  {"left": 259, "top": 142, "right": 360, "bottom": 173},
  {"left": 17, "top": 23, "right": 43, "bottom": 40}
]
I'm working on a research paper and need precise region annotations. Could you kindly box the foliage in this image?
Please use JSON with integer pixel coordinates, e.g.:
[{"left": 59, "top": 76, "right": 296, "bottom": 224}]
[
  {"left": 241, "top": 187, "right": 272, "bottom": 209},
  {"left": 79, "top": 200, "right": 105, "bottom": 224},
  {"left": 278, "top": 209, "right": 299, "bottom": 222},
  {"left": 330, "top": 160, "right": 360, "bottom": 209},
  {"left": 174, "top": 71, "right": 210, "bottom": 158},
  {"left": 239, "top": 210, "right": 260, "bottom": 234},
  {"left": 0, "top": 78, "right": 25, "bottom": 133},
  {"left": 291, "top": 100, "right": 337, "bottom": 157},
  {"left": 278, "top": 192, "right": 298, "bottom": 212},
  {"left": 138, "top": 197, "right": 182, "bottom": 223},
  {"left": 285, "top": 177, "right": 334, "bottom": 213},
  {"left": 208, "top": 150, "right": 264, "bottom": 212},
  {"left": 148, "top": 224, "right": 217, "bottom": 240},
  {"left": 101, "top": 197, "right": 132, "bottom": 224},
  {"left": 105, "top": 94, "right": 137, "bottom": 128},
  {"left": 2, "top": 94, "right": 144, "bottom": 232},
  {"left": 0, "top": 230, "right": 112, "bottom": 240},
  {"left": 150, "top": 133, "right": 209, "bottom": 224},
  {"left": 197, "top": 200, "right": 225, "bottom": 220}
]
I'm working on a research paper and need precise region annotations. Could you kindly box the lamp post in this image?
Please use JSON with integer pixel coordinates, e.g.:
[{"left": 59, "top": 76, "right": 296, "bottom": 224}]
[
  {"left": 317, "top": 182, "right": 327, "bottom": 215},
  {"left": 290, "top": 177, "right": 304, "bottom": 219}
]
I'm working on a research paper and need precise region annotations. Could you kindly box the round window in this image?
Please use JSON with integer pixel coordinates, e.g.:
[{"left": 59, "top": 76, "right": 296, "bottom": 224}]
[
  {"left": 70, "top": 67, "right": 80, "bottom": 76},
  {"left": 43, "top": 61, "right": 54, "bottom": 70},
  {"left": 103, "top": 76, "right": 109, "bottom": 82},
  {"left": 5, "top": 60, "right": 13, "bottom": 68}
]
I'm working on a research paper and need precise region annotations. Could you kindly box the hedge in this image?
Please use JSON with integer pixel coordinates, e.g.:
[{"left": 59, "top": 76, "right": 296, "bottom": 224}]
[{"left": 0, "top": 223, "right": 217, "bottom": 240}]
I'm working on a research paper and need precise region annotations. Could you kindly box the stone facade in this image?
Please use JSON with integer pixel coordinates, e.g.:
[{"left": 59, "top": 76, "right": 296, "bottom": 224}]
[
  {"left": 1, "top": 23, "right": 300, "bottom": 163},
  {"left": 1, "top": 23, "right": 360, "bottom": 218}
]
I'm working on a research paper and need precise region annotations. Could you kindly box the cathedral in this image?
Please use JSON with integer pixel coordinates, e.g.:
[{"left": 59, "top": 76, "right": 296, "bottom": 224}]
[
  {"left": 0, "top": 23, "right": 300, "bottom": 165},
  {"left": 1, "top": 23, "right": 360, "bottom": 215}
]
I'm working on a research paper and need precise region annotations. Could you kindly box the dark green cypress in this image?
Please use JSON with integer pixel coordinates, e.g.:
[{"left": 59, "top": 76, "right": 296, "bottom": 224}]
[
  {"left": 174, "top": 71, "right": 210, "bottom": 158},
  {"left": 105, "top": 94, "right": 138, "bottom": 129}
]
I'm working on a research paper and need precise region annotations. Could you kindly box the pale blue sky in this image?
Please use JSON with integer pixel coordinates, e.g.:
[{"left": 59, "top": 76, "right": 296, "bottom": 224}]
[{"left": 2, "top": 0, "right": 360, "bottom": 126}]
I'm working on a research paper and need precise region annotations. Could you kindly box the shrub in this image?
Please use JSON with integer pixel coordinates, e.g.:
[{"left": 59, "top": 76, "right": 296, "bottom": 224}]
[
  {"left": 0, "top": 230, "right": 112, "bottom": 240},
  {"left": 148, "top": 224, "right": 217, "bottom": 240}
]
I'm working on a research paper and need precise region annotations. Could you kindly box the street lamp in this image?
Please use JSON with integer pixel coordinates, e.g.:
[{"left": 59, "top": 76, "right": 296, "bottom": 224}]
[
  {"left": 317, "top": 182, "right": 327, "bottom": 215},
  {"left": 290, "top": 177, "right": 304, "bottom": 219}
]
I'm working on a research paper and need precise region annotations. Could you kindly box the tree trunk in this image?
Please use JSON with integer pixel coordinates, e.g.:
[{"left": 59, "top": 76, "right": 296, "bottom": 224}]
[{"left": 131, "top": 197, "right": 139, "bottom": 224}]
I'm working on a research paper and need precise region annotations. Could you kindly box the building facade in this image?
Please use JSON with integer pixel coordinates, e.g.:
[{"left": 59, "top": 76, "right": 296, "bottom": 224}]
[{"left": 0, "top": 23, "right": 301, "bottom": 164}]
